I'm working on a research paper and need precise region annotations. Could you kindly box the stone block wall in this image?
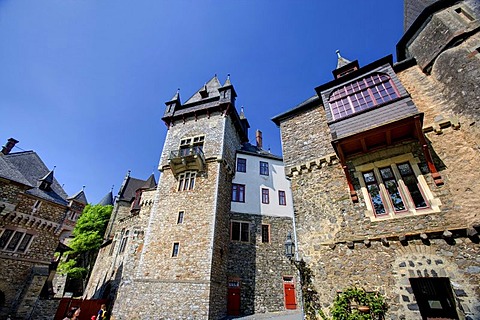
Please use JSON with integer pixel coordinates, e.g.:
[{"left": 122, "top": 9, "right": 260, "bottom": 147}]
[
  {"left": 30, "top": 298, "right": 61, "bottom": 320},
  {"left": 228, "top": 212, "right": 298, "bottom": 315}
]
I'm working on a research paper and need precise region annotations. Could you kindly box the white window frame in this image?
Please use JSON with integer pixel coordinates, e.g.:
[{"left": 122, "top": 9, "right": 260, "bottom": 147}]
[
  {"left": 0, "top": 228, "right": 34, "bottom": 253},
  {"left": 354, "top": 153, "right": 441, "bottom": 221},
  {"left": 177, "top": 171, "right": 196, "bottom": 191}
]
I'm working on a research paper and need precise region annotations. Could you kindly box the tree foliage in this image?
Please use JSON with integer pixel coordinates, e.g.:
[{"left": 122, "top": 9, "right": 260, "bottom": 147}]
[{"left": 58, "top": 204, "right": 112, "bottom": 280}]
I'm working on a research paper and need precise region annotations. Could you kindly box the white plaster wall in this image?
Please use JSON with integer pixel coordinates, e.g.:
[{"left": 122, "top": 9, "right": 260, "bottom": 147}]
[{"left": 231, "top": 152, "right": 294, "bottom": 218}]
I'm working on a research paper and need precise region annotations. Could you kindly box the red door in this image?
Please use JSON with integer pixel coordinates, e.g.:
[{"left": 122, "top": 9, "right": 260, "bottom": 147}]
[
  {"left": 283, "top": 277, "right": 297, "bottom": 310},
  {"left": 227, "top": 287, "right": 241, "bottom": 316}
]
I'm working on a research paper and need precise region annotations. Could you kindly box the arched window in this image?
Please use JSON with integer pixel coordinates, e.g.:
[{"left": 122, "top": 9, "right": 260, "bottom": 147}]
[{"left": 329, "top": 73, "right": 399, "bottom": 120}]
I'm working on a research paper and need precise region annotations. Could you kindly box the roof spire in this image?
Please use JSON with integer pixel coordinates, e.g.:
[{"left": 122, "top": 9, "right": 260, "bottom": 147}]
[
  {"left": 223, "top": 73, "right": 232, "bottom": 87},
  {"left": 239, "top": 106, "right": 246, "bottom": 119},
  {"left": 335, "top": 49, "right": 352, "bottom": 69}
]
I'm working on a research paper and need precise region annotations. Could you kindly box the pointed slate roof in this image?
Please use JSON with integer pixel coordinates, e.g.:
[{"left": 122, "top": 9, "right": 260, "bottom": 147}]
[
  {"left": 98, "top": 190, "right": 114, "bottom": 206},
  {"left": 336, "top": 50, "right": 352, "bottom": 69},
  {"left": 118, "top": 174, "right": 157, "bottom": 202},
  {"left": 1, "top": 151, "right": 69, "bottom": 205},
  {"left": 68, "top": 189, "right": 88, "bottom": 204},
  {"left": 184, "top": 75, "right": 222, "bottom": 105},
  {"left": 39, "top": 169, "right": 54, "bottom": 184}
]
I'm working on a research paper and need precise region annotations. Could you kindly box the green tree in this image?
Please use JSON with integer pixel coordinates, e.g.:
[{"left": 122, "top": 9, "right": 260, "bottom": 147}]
[{"left": 58, "top": 204, "right": 112, "bottom": 290}]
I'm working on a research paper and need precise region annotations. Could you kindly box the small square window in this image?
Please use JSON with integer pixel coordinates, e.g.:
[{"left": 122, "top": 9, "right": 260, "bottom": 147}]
[
  {"left": 237, "top": 158, "right": 247, "bottom": 173},
  {"left": 261, "top": 188, "right": 270, "bottom": 204},
  {"left": 177, "top": 211, "right": 184, "bottom": 224},
  {"left": 278, "top": 190, "right": 286, "bottom": 206},
  {"left": 231, "top": 221, "right": 249, "bottom": 242},
  {"left": 261, "top": 225, "right": 270, "bottom": 243},
  {"left": 172, "top": 242, "right": 180, "bottom": 257},
  {"left": 260, "top": 161, "right": 269, "bottom": 176}
]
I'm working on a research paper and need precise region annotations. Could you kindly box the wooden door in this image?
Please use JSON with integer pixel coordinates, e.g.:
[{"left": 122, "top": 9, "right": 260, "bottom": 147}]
[
  {"left": 283, "top": 277, "right": 297, "bottom": 310},
  {"left": 227, "top": 287, "right": 241, "bottom": 316},
  {"left": 410, "top": 277, "right": 459, "bottom": 320}
]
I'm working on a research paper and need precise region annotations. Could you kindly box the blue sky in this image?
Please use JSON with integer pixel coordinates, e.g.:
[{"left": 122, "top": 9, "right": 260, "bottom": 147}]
[{"left": 0, "top": 0, "right": 404, "bottom": 204}]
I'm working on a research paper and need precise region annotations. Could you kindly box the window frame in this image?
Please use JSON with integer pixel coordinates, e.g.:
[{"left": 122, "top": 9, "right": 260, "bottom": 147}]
[
  {"left": 119, "top": 230, "right": 129, "bottom": 253},
  {"left": 354, "top": 154, "right": 441, "bottom": 221},
  {"left": 232, "top": 184, "right": 246, "bottom": 203},
  {"left": 230, "top": 221, "right": 250, "bottom": 242},
  {"left": 177, "top": 171, "right": 196, "bottom": 191},
  {"left": 177, "top": 211, "right": 185, "bottom": 224},
  {"left": 259, "top": 161, "right": 269, "bottom": 176},
  {"left": 261, "top": 188, "right": 270, "bottom": 204},
  {"left": 261, "top": 224, "right": 270, "bottom": 243},
  {"left": 328, "top": 73, "right": 400, "bottom": 121},
  {"left": 0, "top": 228, "right": 34, "bottom": 253},
  {"left": 236, "top": 158, "right": 247, "bottom": 173},
  {"left": 171, "top": 242, "right": 180, "bottom": 257},
  {"left": 278, "top": 190, "right": 286, "bottom": 206}
]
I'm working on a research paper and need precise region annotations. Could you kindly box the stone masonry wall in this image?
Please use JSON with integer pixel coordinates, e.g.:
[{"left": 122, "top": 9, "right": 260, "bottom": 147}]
[
  {"left": 279, "top": 59, "right": 480, "bottom": 318},
  {"left": 228, "top": 213, "right": 298, "bottom": 315},
  {"left": 278, "top": 104, "right": 334, "bottom": 168}
]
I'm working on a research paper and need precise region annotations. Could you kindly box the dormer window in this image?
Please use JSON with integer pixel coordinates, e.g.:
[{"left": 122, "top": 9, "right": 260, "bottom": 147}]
[{"left": 329, "top": 73, "right": 399, "bottom": 120}]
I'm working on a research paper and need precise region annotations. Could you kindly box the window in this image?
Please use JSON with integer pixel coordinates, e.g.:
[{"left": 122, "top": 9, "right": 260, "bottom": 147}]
[
  {"left": 278, "top": 190, "right": 286, "bottom": 206},
  {"left": 109, "top": 241, "right": 116, "bottom": 256},
  {"left": 261, "top": 188, "right": 270, "bottom": 204},
  {"left": 260, "top": 161, "right": 269, "bottom": 176},
  {"left": 172, "top": 242, "right": 180, "bottom": 257},
  {"left": 231, "top": 221, "right": 249, "bottom": 242},
  {"left": 232, "top": 184, "right": 245, "bottom": 202},
  {"left": 329, "top": 73, "right": 399, "bottom": 120},
  {"left": 355, "top": 154, "right": 439, "bottom": 220},
  {"left": 178, "top": 171, "right": 196, "bottom": 191},
  {"left": 119, "top": 230, "right": 129, "bottom": 253},
  {"left": 0, "top": 229, "right": 33, "bottom": 253},
  {"left": 261, "top": 225, "right": 270, "bottom": 243},
  {"left": 177, "top": 211, "right": 184, "bottom": 224},
  {"left": 236, "top": 158, "right": 246, "bottom": 172},
  {"left": 32, "top": 200, "right": 41, "bottom": 213},
  {"left": 179, "top": 135, "right": 204, "bottom": 156}
]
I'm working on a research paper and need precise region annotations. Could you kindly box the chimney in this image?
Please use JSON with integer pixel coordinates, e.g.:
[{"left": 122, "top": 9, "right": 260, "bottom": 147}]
[
  {"left": 256, "top": 130, "right": 263, "bottom": 149},
  {"left": 1, "top": 138, "right": 19, "bottom": 155}
]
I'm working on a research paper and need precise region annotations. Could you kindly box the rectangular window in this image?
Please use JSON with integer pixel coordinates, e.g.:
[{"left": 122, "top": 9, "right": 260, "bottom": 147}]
[
  {"left": 236, "top": 158, "right": 247, "bottom": 172},
  {"left": 232, "top": 184, "right": 245, "bottom": 202},
  {"left": 177, "top": 211, "right": 184, "bottom": 224},
  {"left": 261, "top": 225, "right": 270, "bottom": 243},
  {"left": 261, "top": 188, "right": 270, "bottom": 204},
  {"left": 278, "top": 190, "right": 286, "bottom": 206},
  {"left": 231, "top": 221, "right": 249, "bottom": 242},
  {"left": 358, "top": 156, "right": 436, "bottom": 219},
  {"left": 0, "top": 229, "right": 14, "bottom": 249},
  {"left": 178, "top": 172, "right": 196, "bottom": 191},
  {"left": 0, "top": 229, "right": 33, "bottom": 253},
  {"left": 119, "top": 230, "right": 129, "bottom": 253},
  {"left": 172, "top": 242, "right": 180, "bottom": 257},
  {"left": 109, "top": 241, "right": 116, "bottom": 256},
  {"left": 260, "top": 161, "right": 269, "bottom": 176},
  {"left": 397, "top": 163, "right": 427, "bottom": 208}
]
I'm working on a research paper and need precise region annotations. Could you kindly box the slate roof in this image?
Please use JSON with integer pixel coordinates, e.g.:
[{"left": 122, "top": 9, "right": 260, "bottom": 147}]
[
  {"left": 238, "top": 143, "right": 283, "bottom": 161},
  {"left": 271, "top": 95, "right": 320, "bottom": 126},
  {"left": 184, "top": 75, "right": 222, "bottom": 105},
  {"left": 0, "top": 151, "right": 69, "bottom": 206},
  {"left": 98, "top": 190, "right": 114, "bottom": 206},
  {"left": 118, "top": 174, "right": 157, "bottom": 202},
  {"left": 68, "top": 189, "right": 88, "bottom": 204},
  {"left": 404, "top": 0, "right": 439, "bottom": 32}
]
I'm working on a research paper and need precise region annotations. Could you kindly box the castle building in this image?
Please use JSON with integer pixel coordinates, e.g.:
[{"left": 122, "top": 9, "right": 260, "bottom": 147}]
[
  {"left": 0, "top": 138, "right": 87, "bottom": 319},
  {"left": 272, "top": 0, "right": 479, "bottom": 319},
  {"left": 85, "top": 76, "right": 297, "bottom": 319}
]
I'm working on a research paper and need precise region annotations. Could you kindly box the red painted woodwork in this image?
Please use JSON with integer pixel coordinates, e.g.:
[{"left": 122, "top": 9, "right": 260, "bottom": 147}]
[
  {"left": 227, "top": 287, "right": 241, "bottom": 316},
  {"left": 283, "top": 283, "right": 297, "bottom": 310}
]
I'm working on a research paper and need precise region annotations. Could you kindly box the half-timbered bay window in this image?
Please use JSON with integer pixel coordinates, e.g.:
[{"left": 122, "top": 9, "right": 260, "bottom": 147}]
[
  {"left": 329, "top": 73, "right": 399, "bottom": 120},
  {"left": 355, "top": 154, "right": 441, "bottom": 220},
  {"left": 177, "top": 171, "right": 196, "bottom": 191},
  {"left": 231, "top": 221, "right": 249, "bottom": 242}
]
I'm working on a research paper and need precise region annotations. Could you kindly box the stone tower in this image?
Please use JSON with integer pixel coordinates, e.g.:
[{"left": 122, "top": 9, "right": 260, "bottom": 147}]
[{"left": 111, "top": 75, "right": 247, "bottom": 319}]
